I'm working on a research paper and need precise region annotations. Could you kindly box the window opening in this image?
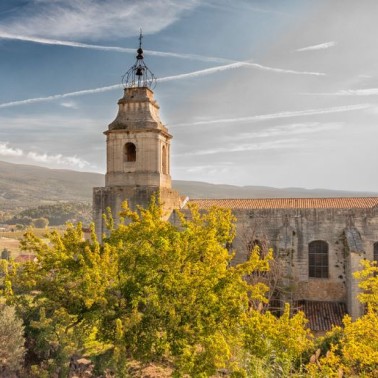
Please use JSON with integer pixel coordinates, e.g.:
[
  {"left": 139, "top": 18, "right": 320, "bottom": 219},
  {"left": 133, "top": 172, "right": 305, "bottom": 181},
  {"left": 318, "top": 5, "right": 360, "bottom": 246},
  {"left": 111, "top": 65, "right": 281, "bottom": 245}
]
[
  {"left": 309, "top": 240, "right": 329, "bottom": 278},
  {"left": 125, "top": 142, "right": 136, "bottom": 162}
]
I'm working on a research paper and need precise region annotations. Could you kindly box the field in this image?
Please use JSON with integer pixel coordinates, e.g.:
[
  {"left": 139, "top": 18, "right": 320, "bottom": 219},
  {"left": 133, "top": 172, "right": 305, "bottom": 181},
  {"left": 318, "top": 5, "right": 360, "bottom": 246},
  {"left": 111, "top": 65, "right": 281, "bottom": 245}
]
[
  {"left": 0, "top": 228, "right": 64, "bottom": 257},
  {"left": 0, "top": 236, "right": 21, "bottom": 255}
]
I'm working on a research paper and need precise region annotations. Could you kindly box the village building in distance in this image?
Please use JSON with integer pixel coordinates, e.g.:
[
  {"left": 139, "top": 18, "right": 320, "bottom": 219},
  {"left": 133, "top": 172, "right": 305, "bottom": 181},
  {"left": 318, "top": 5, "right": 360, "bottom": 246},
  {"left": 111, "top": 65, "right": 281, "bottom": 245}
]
[{"left": 93, "top": 36, "right": 378, "bottom": 332}]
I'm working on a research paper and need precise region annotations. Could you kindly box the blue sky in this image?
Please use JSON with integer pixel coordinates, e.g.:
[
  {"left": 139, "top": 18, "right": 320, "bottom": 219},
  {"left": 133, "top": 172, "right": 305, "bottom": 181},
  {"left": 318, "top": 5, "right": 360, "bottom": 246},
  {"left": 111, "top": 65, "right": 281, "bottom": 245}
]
[{"left": 1, "top": 0, "right": 378, "bottom": 191}]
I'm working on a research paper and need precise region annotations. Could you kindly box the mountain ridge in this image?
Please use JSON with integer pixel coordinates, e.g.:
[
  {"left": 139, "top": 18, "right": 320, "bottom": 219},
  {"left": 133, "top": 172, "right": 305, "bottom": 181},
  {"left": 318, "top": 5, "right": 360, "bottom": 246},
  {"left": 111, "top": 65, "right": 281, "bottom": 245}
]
[{"left": 0, "top": 160, "right": 377, "bottom": 211}]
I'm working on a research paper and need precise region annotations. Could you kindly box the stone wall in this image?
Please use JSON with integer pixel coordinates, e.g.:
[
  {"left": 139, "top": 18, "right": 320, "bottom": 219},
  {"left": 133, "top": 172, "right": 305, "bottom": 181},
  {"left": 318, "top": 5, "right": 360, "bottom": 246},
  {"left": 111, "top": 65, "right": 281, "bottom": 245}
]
[
  {"left": 217, "top": 207, "right": 378, "bottom": 317},
  {"left": 93, "top": 186, "right": 181, "bottom": 240}
]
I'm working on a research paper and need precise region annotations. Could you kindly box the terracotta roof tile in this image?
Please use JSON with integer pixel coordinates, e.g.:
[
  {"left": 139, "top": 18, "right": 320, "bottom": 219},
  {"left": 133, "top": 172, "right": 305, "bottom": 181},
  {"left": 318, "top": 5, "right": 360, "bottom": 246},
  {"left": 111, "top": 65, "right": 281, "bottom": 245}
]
[
  {"left": 14, "top": 254, "right": 36, "bottom": 263},
  {"left": 297, "top": 300, "right": 347, "bottom": 331},
  {"left": 188, "top": 197, "right": 378, "bottom": 210}
]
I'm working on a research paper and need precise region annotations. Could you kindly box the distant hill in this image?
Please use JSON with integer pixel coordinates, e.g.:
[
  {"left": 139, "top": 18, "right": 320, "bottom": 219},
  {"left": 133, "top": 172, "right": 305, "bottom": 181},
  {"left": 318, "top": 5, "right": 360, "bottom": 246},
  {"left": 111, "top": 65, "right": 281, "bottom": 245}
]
[
  {"left": 0, "top": 161, "right": 103, "bottom": 211},
  {"left": 171, "top": 181, "right": 378, "bottom": 199},
  {"left": 0, "top": 161, "right": 377, "bottom": 212}
]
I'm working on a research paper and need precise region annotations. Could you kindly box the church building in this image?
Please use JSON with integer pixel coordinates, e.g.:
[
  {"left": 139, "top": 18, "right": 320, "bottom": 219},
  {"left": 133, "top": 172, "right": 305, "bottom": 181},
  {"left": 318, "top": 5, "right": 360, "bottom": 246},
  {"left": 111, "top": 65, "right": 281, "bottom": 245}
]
[{"left": 93, "top": 37, "right": 378, "bottom": 332}]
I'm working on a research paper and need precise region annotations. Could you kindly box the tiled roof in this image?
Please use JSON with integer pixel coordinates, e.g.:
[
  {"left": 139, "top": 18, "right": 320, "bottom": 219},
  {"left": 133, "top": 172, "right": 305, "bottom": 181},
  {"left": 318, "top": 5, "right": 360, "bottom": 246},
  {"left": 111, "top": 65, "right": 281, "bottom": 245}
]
[
  {"left": 297, "top": 300, "right": 347, "bottom": 332},
  {"left": 188, "top": 197, "right": 378, "bottom": 210},
  {"left": 14, "top": 254, "right": 36, "bottom": 263}
]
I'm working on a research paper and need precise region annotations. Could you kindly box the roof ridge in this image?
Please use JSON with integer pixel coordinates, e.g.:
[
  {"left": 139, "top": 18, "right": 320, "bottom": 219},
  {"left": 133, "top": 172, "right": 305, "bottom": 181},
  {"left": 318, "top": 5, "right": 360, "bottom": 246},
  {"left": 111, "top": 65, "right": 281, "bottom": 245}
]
[
  {"left": 188, "top": 197, "right": 378, "bottom": 210},
  {"left": 189, "top": 196, "right": 378, "bottom": 200}
]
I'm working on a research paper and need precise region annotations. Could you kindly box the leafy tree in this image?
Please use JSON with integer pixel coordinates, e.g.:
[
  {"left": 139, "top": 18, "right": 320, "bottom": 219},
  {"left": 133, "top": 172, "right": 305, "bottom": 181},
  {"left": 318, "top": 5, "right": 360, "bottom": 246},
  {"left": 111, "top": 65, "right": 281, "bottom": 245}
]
[
  {"left": 307, "top": 259, "right": 378, "bottom": 377},
  {"left": 0, "top": 305, "right": 25, "bottom": 375},
  {"left": 1, "top": 248, "right": 11, "bottom": 261},
  {"left": 242, "top": 304, "right": 312, "bottom": 377},
  {"left": 7, "top": 199, "right": 312, "bottom": 377},
  {"left": 8, "top": 202, "right": 92, "bottom": 226},
  {"left": 101, "top": 201, "right": 272, "bottom": 376},
  {"left": 11, "top": 223, "right": 116, "bottom": 376},
  {"left": 354, "top": 259, "right": 378, "bottom": 310},
  {"left": 12, "top": 216, "right": 33, "bottom": 226},
  {"left": 33, "top": 217, "right": 49, "bottom": 228}
]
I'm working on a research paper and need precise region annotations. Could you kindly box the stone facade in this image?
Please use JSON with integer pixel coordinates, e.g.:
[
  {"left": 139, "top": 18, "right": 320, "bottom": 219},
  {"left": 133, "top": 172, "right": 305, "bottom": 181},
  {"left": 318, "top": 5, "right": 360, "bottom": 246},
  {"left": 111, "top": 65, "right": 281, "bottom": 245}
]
[
  {"left": 93, "top": 86, "right": 181, "bottom": 239},
  {"left": 93, "top": 77, "right": 378, "bottom": 326},
  {"left": 186, "top": 199, "right": 378, "bottom": 319}
]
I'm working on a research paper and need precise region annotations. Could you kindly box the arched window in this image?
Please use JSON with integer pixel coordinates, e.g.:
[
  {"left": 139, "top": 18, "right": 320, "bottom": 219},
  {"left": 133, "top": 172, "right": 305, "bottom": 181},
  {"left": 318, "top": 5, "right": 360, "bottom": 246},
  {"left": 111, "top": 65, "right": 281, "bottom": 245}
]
[
  {"left": 162, "top": 145, "right": 168, "bottom": 174},
  {"left": 124, "top": 142, "right": 136, "bottom": 162},
  {"left": 309, "top": 240, "right": 329, "bottom": 278},
  {"left": 374, "top": 242, "right": 378, "bottom": 262}
]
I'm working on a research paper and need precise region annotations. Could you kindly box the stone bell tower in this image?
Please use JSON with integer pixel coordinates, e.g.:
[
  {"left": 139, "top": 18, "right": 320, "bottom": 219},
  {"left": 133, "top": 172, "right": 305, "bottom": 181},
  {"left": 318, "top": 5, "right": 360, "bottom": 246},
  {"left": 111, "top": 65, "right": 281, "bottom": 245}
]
[{"left": 93, "top": 33, "right": 181, "bottom": 238}]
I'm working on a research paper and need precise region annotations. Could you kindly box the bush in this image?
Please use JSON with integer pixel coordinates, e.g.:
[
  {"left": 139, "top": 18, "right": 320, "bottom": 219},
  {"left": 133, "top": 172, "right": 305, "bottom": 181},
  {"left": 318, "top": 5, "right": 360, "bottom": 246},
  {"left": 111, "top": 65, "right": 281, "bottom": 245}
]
[
  {"left": 33, "top": 217, "right": 49, "bottom": 228},
  {"left": 0, "top": 305, "right": 25, "bottom": 375}
]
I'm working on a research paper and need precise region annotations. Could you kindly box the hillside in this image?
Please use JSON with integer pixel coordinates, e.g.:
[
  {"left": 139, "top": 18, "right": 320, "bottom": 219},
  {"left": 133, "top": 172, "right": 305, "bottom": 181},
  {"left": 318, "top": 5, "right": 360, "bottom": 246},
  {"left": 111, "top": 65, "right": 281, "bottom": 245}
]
[
  {"left": 0, "top": 161, "right": 377, "bottom": 212},
  {"left": 171, "top": 180, "right": 378, "bottom": 199},
  {"left": 0, "top": 161, "right": 103, "bottom": 211}
]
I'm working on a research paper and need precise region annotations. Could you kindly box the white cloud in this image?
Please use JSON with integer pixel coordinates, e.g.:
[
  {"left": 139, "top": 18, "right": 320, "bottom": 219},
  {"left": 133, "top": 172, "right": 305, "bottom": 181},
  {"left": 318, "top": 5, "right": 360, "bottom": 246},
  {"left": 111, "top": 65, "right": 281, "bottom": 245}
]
[
  {"left": 0, "top": 141, "right": 90, "bottom": 169},
  {"left": 185, "top": 164, "right": 231, "bottom": 174},
  {"left": 296, "top": 41, "right": 337, "bottom": 52},
  {"left": 0, "top": 0, "right": 200, "bottom": 40},
  {"left": 60, "top": 101, "right": 78, "bottom": 109},
  {"left": 27, "top": 152, "right": 90, "bottom": 169},
  {"left": 0, "top": 142, "right": 23, "bottom": 157}
]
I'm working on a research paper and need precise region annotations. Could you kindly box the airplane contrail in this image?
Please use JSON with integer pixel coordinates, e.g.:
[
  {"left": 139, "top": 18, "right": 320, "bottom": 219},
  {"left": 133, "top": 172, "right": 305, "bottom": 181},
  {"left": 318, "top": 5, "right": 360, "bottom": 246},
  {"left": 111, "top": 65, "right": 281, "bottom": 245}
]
[
  {"left": 0, "top": 61, "right": 323, "bottom": 109},
  {"left": 172, "top": 104, "right": 372, "bottom": 127},
  {"left": 302, "top": 88, "right": 378, "bottom": 96},
  {"left": 0, "top": 31, "right": 324, "bottom": 76},
  {"left": 0, "top": 84, "right": 123, "bottom": 108},
  {"left": 296, "top": 41, "right": 336, "bottom": 52}
]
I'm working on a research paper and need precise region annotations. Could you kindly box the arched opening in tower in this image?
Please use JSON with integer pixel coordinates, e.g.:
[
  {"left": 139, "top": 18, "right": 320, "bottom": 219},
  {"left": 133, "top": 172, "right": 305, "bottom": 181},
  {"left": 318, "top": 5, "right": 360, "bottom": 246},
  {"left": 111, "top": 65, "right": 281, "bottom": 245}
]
[{"left": 124, "top": 142, "right": 136, "bottom": 162}]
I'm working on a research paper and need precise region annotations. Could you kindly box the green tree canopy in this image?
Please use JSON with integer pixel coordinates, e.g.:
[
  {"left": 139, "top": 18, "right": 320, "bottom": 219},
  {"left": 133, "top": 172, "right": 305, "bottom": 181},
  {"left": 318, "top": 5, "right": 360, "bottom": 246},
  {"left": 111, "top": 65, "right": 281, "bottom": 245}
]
[{"left": 5, "top": 199, "right": 312, "bottom": 377}]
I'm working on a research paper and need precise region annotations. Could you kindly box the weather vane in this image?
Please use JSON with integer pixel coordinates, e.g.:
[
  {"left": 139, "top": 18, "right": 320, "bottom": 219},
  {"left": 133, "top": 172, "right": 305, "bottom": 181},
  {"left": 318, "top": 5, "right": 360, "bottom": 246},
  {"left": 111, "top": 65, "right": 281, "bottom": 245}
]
[{"left": 122, "top": 29, "right": 156, "bottom": 89}]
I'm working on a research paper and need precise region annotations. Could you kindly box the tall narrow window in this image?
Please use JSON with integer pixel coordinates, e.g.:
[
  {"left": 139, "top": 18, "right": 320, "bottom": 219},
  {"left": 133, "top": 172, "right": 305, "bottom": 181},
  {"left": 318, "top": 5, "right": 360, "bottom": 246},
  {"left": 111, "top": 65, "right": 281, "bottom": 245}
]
[
  {"left": 162, "top": 145, "right": 168, "bottom": 174},
  {"left": 374, "top": 242, "right": 378, "bottom": 262},
  {"left": 124, "top": 142, "right": 136, "bottom": 162},
  {"left": 309, "top": 240, "right": 329, "bottom": 278}
]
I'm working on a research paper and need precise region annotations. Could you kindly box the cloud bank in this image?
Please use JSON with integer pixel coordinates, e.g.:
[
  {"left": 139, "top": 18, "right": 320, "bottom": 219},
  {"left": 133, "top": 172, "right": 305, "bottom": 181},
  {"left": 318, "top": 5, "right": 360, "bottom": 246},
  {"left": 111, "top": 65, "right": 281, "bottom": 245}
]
[
  {"left": 0, "top": 142, "right": 90, "bottom": 169},
  {"left": 0, "top": 0, "right": 200, "bottom": 40}
]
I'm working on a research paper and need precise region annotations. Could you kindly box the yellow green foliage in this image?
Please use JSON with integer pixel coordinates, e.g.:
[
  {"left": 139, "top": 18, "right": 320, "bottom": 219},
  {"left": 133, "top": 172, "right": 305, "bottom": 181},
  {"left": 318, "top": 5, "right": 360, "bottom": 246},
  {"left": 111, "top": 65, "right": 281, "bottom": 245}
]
[
  {"left": 243, "top": 304, "right": 312, "bottom": 377},
  {"left": 3, "top": 198, "right": 313, "bottom": 377},
  {"left": 307, "top": 259, "right": 378, "bottom": 377},
  {"left": 307, "top": 310, "right": 378, "bottom": 377},
  {"left": 354, "top": 259, "right": 378, "bottom": 310}
]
